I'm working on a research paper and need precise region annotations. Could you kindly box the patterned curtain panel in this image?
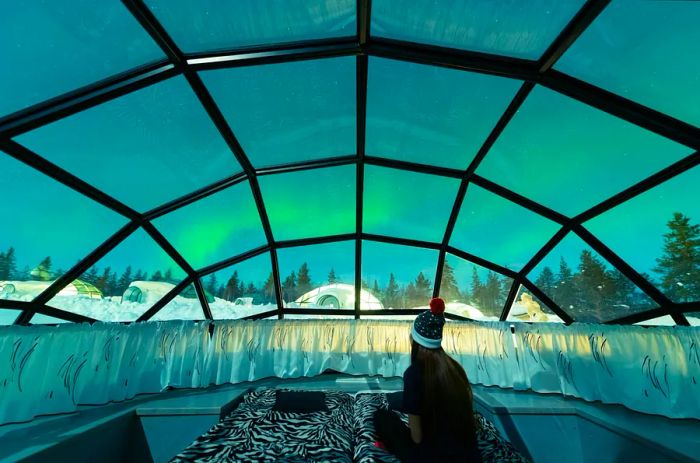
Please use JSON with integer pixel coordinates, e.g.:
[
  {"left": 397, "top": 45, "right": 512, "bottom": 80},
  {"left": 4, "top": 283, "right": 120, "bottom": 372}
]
[{"left": 0, "top": 320, "right": 698, "bottom": 425}]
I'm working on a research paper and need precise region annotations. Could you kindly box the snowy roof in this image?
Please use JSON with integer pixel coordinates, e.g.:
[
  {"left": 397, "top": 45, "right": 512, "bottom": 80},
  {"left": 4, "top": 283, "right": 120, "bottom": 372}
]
[{"left": 0, "top": 1, "right": 698, "bottom": 326}]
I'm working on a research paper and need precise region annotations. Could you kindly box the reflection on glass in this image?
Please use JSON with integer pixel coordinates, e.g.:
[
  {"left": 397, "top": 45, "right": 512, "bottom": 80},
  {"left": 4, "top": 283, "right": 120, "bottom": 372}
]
[
  {"left": 686, "top": 313, "right": 700, "bottom": 327},
  {"left": 585, "top": 167, "right": 699, "bottom": 304},
  {"left": 529, "top": 233, "right": 656, "bottom": 323},
  {"left": 48, "top": 228, "right": 186, "bottom": 322},
  {"left": 440, "top": 254, "right": 513, "bottom": 320},
  {"left": 29, "top": 314, "right": 70, "bottom": 325},
  {"left": 506, "top": 284, "right": 562, "bottom": 323},
  {"left": 278, "top": 241, "right": 354, "bottom": 310},
  {"left": 371, "top": 0, "right": 584, "bottom": 59},
  {"left": 147, "top": 0, "right": 355, "bottom": 53},
  {"left": 361, "top": 241, "right": 438, "bottom": 310},
  {"left": 204, "top": 253, "right": 277, "bottom": 320}
]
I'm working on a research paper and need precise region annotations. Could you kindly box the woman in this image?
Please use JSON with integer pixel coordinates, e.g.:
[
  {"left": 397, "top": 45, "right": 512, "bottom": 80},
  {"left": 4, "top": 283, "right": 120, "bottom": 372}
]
[{"left": 374, "top": 297, "right": 481, "bottom": 462}]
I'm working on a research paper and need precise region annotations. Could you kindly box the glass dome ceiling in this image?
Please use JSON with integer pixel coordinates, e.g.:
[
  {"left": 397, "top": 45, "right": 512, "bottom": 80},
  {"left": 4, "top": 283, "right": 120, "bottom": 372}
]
[{"left": 0, "top": 0, "right": 698, "bottom": 327}]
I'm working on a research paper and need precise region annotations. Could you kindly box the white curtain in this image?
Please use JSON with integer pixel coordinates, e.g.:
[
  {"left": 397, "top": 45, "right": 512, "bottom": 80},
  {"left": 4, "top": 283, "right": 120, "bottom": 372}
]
[{"left": 0, "top": 320, "right": 698, "bottom": 425}]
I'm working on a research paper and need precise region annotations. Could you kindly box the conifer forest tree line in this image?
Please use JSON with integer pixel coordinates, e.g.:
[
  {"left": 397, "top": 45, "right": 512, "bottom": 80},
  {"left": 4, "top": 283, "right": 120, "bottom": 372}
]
[{"left": 1, "top": 213, "right": 699, "bottom": 317}]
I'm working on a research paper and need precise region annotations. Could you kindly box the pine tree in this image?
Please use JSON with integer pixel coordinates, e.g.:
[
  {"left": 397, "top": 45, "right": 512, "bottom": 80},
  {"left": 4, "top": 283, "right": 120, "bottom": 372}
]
[
  {"left": 328, "top": 268, "right": 338, "bottom": 284},
  {"left": 0, "top": 247, "right": 17, "bottom": 280},
  {"left": 297, "top": 263, "right": 312, "bottom": 295},
  {"left": 224, "top": 271, "right": 241, "bottom": 301},
  {"left": 383, "top": 273, "right": 401, "bottom": 309},
  {"left": 217, "top": 284, "right": 225, "bottom": 299},
  {"left": 470, "top": 266, "right": 482, "bottom": 307},
  {"left": 553, "top": 257, "right": 577, "bottom": 312},
  {"left": 282, "top": 271, "right": 297, "bottom": 302},
  {"left": 609, "top": 269, "right": 636, "bottom": 313},
  {"left": 32, "top": 256, "right": 53, "bottom": 281},
  {"left": 95, "top": 267, "right": 112, "bottom": 292},
  {"left": 575, "top": 250, "right": 614, "bottom": 321},
  {"left": 0, "top": 250, "right": 6, "bottom": 280},
  {"left": 84, "top": 266, "right": 99, "bottom": 285},
  {"left": 535, "top": 266, "right": 556, "bottom": 296},
  {"left": 413, "top": 272, "right": 432, "bottom": 305},
  {"left": 205, "top": 273, "right": 218, "bottom": 295},
  {"left": 151, "top": 270, "right": 164, "bottom": 282},
  {"left": 482, "top": 272, "right": 503, "bottom": 314},
  {"left": 372, "top": 280, "right": 381, "bottom": 298},
  {"left": 117, "top": 266, "right": 133, "bottom": 295},
  {"left": 245, "top": 282, "right": 257, "bottom": 298},
  {"left": 262, "top": 272, "right": 276, "bottom": 304},
  {"left": 654, "top": 212, "right": 700, "bottom": 302},
  {"left": 163, "top": 268, "right": 174, "bottom": 283},
  {"left": 440, "top": 259, "right": 460, "bottom": 302},
  {"left": 106, "top": 270, "right": 119, "bottom": 297}
]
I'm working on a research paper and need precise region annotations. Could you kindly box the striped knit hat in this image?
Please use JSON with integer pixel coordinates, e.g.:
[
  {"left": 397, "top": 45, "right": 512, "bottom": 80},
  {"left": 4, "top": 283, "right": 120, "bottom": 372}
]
[{"left": 411, "top": 298, "right": 446, "bottom": 349}]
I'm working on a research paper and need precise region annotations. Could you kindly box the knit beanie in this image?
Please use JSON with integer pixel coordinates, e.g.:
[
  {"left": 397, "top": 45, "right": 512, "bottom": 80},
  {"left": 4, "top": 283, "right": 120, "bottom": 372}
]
[{"left": 411, "top": 297, "right": 446, "bottom": 349}]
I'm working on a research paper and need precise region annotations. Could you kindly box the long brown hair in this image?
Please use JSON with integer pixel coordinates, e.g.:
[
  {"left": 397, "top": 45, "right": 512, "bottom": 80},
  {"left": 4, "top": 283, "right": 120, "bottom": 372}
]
[{"left": 411, "top": 339, "right": 477, "bottom": 446}]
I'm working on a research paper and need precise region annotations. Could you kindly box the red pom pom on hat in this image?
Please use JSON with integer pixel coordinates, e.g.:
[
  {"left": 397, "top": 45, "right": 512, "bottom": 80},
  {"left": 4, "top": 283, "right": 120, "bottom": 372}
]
[{"left": 429, "top": 297, "right": 445, "bottom": 315}]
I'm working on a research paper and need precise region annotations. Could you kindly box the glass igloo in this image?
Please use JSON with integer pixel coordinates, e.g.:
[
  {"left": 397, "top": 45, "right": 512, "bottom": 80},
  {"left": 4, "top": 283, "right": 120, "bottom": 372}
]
[{"left": 1, "top": 1, "right": 699, "bottom": 462}]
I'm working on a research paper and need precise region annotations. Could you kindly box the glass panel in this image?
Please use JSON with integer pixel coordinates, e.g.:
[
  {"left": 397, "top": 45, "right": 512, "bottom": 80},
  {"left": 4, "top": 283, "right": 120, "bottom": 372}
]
[
  {"left": 556, "top": 1, "right": 700, "bottom": 128},
  {"left": 363, "top": 166, "right": 460, "bottom": 243},
  {"left": 585, "top": 166, "right": 699, "bottom": 304},
  {"left": 365, "top": 57, "right": 521, "bottom": 169},
  {"left": 528, "top": 233, "right": 656, "bottom": 323},
  {"left": 200, "top": 57, "right": 356, "bottom": 167},
  {"left": 450, "top": 184, "right": 560, "bottom": 271},
  {"left": 506, "top": 284, "right": 563, "bottom": 323},
  {"left": 259, "top": 165, "right": 355, "bottom": 241},
  {"left": 0, "top": 2, "right": 163, "bottom": 117},
  {"left": 205, "top": 252, "right": 278, "bottom": 319},
  {"left": 371, "top": 0, "right": 584, "bottom": 59},
  {"left": 440, "top": 254, "right": 513, "bottom": 321},
  {"left": 151, "top": 283, "right": 205, "bottom": 321},
  {"left": 686, "top": 313, "right": 700, "bottom": 327},
  {"left": 16, "top": 77, "right": 241, "bottom": 212},
  {"left": 146, "top": 0, "right": 355, "bottom": 54},
  {"left": 153, "top": 181, "right": 266, "bottom": 270},
  {"left": 29, "top": 314, "right": 70, "bottom": 325},
  {"left": 0, "top": 310, "right": 20, "bottom": 326},
  {"left": 278, "top": 241, "right": 354, "bottom": 309},
  {"left": 476, "top": 86, "right": 692, "bottom": 216},
  {"left": 49, "top": 228, "right": 186, "bottom": 322},
  {"left": 0, "top": 152, "right": 127, "bottom": 302},
  {"left": 361, "top": 241, "right": 438, "bottom": 309},
  {"left": 634, "top": 316, "right": 676, "bottom": 327}
]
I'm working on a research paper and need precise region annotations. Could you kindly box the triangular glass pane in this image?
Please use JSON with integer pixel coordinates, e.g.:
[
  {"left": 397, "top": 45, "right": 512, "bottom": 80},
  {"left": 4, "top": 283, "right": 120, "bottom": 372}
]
[
  {"left": 17, "top": 77, "right": 242, "bottom": 212},
  {"left": 146, "top": 0, "right": 356, "bottom": 54},
  {"left": 278, "top": 241, "right": 354, "bottom": 310},
  {"left": 556, "top": 1, "right": 700, "bottom": 128},
  {"left": 634, "top": 316, "right": 677, "bottom": 327},
  {"left": 0, "top": 2, "right": 163, "bottom": 117},
  {"left": 365, "top": 57, "right": 521, "bottom": 169},
  {"left": 361, "top": 241, "right": 438, "bottom": 310},
  {"left": 0, "top": 152, "right": 127, "bottom": 302},
  {"left": 586, "top": 166, "right": 699, "bottom": 304},
  {"left": 259, "top": 165, "right": 356, "bottom": 241},
  {"left": 49, "top": 228, "right": 186, "bottom": 322},
  {"left": 151, "top": 283, "right": 205, "bottom": 321},
  {"left": 450, "top": 184, "right": 560, "bottom": 271},
  {"left": 363, "top": 166, "right": 460, "bottom": 243},
  {"left": 205, "top": 252, "right": 277, "bottom": 320},
  {"left": 528, "top": 233, "right": 656, "bottom": 323},
  {"left": 29, "top": 314, "right": 70, "bottom": 325},
  {"left": 201, "top": 57, "right": 356, "bottom": 168},
  {"left": 440, "top": 253, "right": 513, "bottom": 320},
  {"left": 506, "top": 284, "right": 563, "bottom": 324},
  {"left": 371, "top": 0, "right": 584, "bottom": 60},
  {"left": 153, "top": 180, "right": 267, "bottom": 271},
  {"left": 476, "top": 86, "right": 692, "bottom": 216},
  {"left": 686, "top": 313, "right": 700, "bottom": 327},
  {"left": 0, "top": 310, "right": 20, "bottom": 326}
]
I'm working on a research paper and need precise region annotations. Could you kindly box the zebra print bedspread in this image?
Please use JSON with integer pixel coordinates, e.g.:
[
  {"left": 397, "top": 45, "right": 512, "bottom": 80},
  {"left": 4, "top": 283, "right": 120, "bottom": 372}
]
[
  {"left": 171, "top": 389, "right": 527, "bottom": 463},
  {"left": 170, "top": 388, "right": 354, "bottom": 462}
]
